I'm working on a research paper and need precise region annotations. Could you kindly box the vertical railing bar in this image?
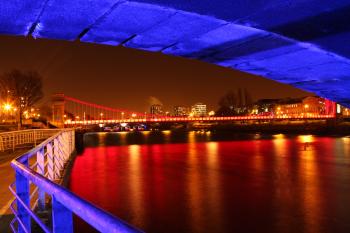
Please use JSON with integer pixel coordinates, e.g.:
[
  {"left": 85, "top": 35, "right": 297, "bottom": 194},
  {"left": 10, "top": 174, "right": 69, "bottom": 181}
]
[
  {"left": 15, "top": 156, "right": 31, "bottom": 233},
  {"left": 47, "top": 142, "right": 54, "bottom": 181},
  {"left": 36, "top": 147, "right": 46, "bottom": 211},
  {"left": 52, "top": 196, "right": 73, "bottom": 233}
]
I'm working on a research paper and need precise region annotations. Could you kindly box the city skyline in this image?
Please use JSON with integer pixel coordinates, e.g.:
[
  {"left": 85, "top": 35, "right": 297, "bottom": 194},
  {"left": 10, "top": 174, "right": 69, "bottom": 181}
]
[{"left": 0, "top": 35, "right": 311, "bottom": 112}]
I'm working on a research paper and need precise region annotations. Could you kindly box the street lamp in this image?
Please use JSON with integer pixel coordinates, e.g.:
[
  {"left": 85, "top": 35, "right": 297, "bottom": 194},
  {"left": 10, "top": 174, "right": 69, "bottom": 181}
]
[
  {"left": 131, "top": 113, "right": 137, "bottom": 118},
  {"left": 208, "top": 110, "right": 215, "bottom": 117},
  {"left": 3, "top": 103, "right": 12, "bottom": 111}
]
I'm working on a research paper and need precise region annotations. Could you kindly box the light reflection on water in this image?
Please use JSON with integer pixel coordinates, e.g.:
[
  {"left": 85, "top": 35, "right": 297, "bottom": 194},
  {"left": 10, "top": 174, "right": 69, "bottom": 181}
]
[{"left": 70, "top": 131, "right": 350, "bottom": 233}]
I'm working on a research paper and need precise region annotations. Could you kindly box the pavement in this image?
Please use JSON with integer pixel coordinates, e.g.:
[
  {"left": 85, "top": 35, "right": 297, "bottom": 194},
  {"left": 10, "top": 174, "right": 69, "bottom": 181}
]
[{"left": 0, "top": 149, "right": 28, "bottom": 233}]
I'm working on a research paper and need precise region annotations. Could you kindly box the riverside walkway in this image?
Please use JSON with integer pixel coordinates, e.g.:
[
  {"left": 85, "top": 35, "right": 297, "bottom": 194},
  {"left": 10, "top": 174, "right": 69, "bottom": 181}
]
[{"left": 0, "top": 150, "right": 27, "bottom": 233}]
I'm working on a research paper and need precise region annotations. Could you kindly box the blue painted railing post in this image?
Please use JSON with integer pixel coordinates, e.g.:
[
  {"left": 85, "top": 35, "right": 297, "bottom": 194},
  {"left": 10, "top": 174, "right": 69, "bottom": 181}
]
[
  {"left": 16, "top": 156, "right": 31, "bottom": 233},
  {"left": 52, "top": 196, "right": 73, "bottom": 233},
  {"left": 36, "top": 148, "right": 46, "bottom": 211}
]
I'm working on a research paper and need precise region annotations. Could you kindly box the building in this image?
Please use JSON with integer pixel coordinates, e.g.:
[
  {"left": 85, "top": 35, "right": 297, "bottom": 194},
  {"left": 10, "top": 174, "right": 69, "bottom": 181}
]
[
  {"left": 191, "top": 103, "right": 207, "bottom": 117},
  {"left": 173, "top": 106, "right": 190, "bottom": 116},
  {"left": 275, "top": 97, "right": 304, "bottom": 116},
  {"left": 337, "top": 104, "right": 350, "bottom": 117},
  {"left": 252, "top": 96, "right": 337, "bottom": 117},
  {"left": 150, "top": 104, "right": 163, "bottom": 115},
  {"left": 275, "top": 96, "right": 335, "bottom": 116}
]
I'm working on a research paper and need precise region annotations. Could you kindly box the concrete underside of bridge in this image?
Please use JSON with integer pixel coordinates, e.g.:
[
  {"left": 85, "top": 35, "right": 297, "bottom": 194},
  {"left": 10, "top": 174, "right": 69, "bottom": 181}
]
[{"left": 1, "top": 1, "right": 350, "bottom": 106}]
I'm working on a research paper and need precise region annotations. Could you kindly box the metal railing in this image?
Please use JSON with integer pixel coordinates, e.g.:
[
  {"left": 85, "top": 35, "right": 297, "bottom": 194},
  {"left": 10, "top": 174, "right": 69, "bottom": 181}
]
[
  {"left": 0, "top": 129, "right": 61, "bottom": 152},
  {"left": 9, "top": 129, "right": 143, "bottom": 233}
]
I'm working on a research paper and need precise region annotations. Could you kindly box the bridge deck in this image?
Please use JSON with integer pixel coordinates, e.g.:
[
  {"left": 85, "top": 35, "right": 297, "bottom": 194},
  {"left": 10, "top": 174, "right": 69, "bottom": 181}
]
[{"left": 65, "top": 114, "right": 336, "bottom": 125}]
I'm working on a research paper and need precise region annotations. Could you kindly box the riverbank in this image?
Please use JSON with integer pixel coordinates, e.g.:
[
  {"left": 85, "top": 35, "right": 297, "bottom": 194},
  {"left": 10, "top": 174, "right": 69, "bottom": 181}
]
[
  {"left": 206, "top": 120, "right": 350, "bottom": 136},
  {"left": 76, "top": 121, "right": 350, "bottom": 138}
]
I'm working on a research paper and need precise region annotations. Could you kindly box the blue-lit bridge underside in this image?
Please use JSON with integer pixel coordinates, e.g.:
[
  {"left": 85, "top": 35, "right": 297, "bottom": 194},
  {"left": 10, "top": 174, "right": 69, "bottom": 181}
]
[{"left": 1, "top": 1, "right": 350, "bottom": 106}]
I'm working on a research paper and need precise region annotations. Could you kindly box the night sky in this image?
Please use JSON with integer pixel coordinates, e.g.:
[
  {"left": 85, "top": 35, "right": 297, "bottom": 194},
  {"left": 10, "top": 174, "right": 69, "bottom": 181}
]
[{"left": 0, "top": 35, "right": 310, "bottom": 112}]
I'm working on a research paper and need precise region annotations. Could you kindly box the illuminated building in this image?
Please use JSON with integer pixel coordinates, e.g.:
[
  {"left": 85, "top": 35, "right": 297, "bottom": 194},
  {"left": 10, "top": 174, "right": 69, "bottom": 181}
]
[
  {"left": 274, "top": 96, "right": 335, "bottom": 116},
  {"left": 150, "top": 104, "right": 163, "bottom": 115},
  {"left": 174, "top": 106, "right": 190, "bottom": 116},
  {"left": 338, "top": 105, "right": 350, "bottom": 117},
  {"left": 191, "top": 103, "right": 207, "bottom": 117}
]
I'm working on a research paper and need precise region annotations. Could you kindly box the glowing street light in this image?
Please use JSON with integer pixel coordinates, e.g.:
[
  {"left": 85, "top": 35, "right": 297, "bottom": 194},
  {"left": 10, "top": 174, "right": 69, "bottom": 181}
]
[
  {"left": 131, "top": 113, "right": 137, "bottom": 118},
  {"left": 3, "top": 103, "right": 12, "bottom": 111},
  {"left": 208, "top": 110, "right": 215, "bottom": 116}
]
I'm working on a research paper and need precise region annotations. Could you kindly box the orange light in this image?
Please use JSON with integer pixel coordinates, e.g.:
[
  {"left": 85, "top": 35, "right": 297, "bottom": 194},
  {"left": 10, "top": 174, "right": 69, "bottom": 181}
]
[{"left": 3, "top": 103, "right": 12, "bottom": 111}]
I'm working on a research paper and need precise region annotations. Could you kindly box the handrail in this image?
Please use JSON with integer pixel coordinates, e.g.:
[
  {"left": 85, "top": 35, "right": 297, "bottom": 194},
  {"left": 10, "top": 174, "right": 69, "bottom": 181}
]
[
  {"left": 0, "top": 129, "right": 60, "bottom": 152},
  {"left": 15, "top": 130, "right": 61, "bottom": 164},
  {"left": 9, "top": 129, "right": 144, "bottom": 233},
  {"left": 11, "top": 161, "right": 142, "bottom": 233}
]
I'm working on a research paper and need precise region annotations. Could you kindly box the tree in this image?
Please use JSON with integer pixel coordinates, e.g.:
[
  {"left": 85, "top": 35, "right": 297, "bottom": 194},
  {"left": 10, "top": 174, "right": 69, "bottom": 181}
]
[
  {"left": 237, "top": 88, "right": 243, "bottom": 108},
  {"left": 219, "top": 90, "right": 237, "bottom": 109},
  {"left": 216, "top": 88, "right": 254, "bottom": 116},
  {"left": 243, "top": 88, "right": 253, "bottom": 109},
  {"left": 217, "top": 90, "right": 237, "bottom": 116},
  {"left": 0, "top": 70, "right": 44, "bottom": 128}
]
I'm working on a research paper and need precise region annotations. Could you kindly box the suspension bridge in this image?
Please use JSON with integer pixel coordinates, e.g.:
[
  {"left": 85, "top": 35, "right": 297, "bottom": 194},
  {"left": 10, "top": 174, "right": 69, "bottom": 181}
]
[{"left": 51, "top": 94, "right": 337, "bottom": 128}]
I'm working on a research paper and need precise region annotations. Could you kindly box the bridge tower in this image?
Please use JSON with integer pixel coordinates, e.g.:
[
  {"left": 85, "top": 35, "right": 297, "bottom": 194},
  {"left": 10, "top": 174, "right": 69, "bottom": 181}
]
[{"left": 52, "top": 93, "right": 65, "bottom": 128}]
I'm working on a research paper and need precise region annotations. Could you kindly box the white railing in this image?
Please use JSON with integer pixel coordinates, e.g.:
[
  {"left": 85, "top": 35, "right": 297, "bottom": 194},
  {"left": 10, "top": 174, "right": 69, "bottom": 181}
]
[{"left": 0, "top": 129, "right": 61, "bottom": 152}]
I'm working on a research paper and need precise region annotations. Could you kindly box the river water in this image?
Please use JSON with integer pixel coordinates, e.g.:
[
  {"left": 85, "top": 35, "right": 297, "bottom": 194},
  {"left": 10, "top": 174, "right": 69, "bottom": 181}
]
[{"left": 69, "top": 131, "right": 350, "bottom": 233}]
